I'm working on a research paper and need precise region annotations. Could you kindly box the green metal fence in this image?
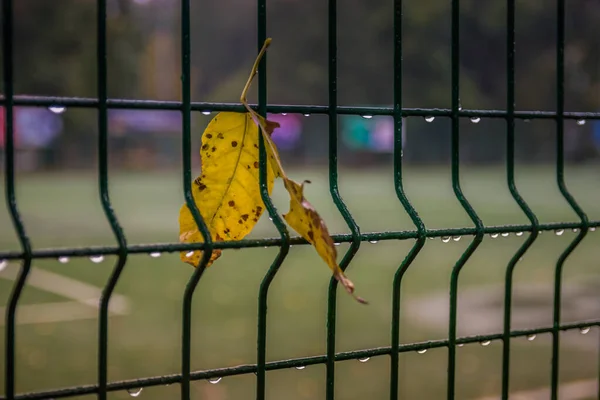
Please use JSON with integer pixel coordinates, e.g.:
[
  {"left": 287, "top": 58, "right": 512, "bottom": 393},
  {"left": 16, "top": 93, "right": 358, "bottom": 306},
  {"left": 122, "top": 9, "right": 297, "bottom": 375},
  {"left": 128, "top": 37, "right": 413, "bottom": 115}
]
[{"left": 1, "top": 0, "right": 599, "bottom": 399}]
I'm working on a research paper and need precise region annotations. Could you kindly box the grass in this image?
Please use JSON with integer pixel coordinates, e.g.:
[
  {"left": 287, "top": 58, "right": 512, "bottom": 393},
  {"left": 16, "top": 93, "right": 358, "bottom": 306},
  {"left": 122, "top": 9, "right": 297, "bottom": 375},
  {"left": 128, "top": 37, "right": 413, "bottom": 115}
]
[{"left": 0, "top": 165, "right": 598, "bottom": 399}]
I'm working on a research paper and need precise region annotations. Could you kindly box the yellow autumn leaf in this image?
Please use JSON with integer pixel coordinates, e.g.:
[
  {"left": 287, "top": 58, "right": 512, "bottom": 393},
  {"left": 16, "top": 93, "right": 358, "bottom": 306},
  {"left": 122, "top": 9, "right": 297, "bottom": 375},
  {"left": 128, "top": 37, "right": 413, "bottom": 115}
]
[
  {"left": 179, "top": 36, "right": 366, "bottom": 304},
  {"left": 178, "top": 112, "right": 281, "bottom": 266}
]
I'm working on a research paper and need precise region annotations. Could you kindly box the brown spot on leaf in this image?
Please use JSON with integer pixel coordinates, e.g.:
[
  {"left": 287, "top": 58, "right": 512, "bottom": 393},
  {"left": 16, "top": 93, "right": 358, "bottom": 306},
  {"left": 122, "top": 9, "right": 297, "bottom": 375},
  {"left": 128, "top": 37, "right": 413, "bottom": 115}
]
[
  {"left": 197, "top": 183, "right": 207, "bottom": 191},
  {"left": 202, "top": 144, "right": 209, "bottom": 150},
  {"left": 228, "top": 200, "right": 235, "bottom": 207},
  {"left": 311, "top": 215, "right": 320, "bottom": 227},
  {"left": 247, "top": 165, "right": 251, "bottom": 169},
  {"left": 256, "top": 206, "right": 263, "bottom": 214},
  {"left": 241, "top": 214, "right": 249, "bottom": 221},
  {"left": 308, "top": 231, "right": 314, "bottom": 241},
  {"left": 253, "top": 218, "right": 258, "bottom": 222},
  {"left": 206, "top": 133, "right": 213, "bottom": 139},
  {"left": 238, "top": 219, "right": 243, "bottom": 224},
  {"left": 231, "top": 141, "right": 238, "bottom": 147},
  {"left": 212, "top": 146, "right": 217, "bottom": 152},
  {"left": 254, "top": 144, "right": 259, "bottom": 149},
  {"left": 224, "top": 228, "right": 230, "bottom": 234},
  {"left": 217, "top": 132, "right": 224, "bottom": 139},
  {"left": 254, "top": 161, "right": 259, "bottom": 169}
]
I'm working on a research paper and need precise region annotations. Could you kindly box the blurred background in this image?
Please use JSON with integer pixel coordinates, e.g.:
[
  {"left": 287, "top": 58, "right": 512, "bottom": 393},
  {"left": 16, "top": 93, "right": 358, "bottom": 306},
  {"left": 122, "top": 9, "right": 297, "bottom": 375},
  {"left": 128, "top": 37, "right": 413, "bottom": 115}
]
[{"left": 0, "top": 0, "right": 599, "bottom": 399}]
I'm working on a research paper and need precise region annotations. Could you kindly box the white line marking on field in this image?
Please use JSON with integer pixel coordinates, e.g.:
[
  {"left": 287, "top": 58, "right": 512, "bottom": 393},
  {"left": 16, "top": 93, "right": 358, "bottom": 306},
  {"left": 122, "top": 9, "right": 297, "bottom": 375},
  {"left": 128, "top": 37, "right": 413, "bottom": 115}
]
[
  {"left": 0, "top": 264, "right": 131, "bottom": 326},
  {"left": 475, "top": 378, "right": 598, "bottom": 400}
]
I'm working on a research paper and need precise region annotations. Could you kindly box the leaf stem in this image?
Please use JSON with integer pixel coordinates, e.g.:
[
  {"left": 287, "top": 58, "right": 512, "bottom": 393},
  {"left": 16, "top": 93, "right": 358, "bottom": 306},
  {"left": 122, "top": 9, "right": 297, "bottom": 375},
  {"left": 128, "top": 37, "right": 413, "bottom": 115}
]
[{"left": 240, "top": 38, "right": 288, "bottom": 179}]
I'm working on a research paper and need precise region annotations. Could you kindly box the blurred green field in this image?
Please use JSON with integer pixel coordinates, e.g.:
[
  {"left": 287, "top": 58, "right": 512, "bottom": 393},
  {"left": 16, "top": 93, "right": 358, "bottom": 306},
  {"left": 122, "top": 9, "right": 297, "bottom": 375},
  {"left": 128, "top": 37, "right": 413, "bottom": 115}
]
[{"left": 0, "top": 165, "right": 599, "bottom": 400}]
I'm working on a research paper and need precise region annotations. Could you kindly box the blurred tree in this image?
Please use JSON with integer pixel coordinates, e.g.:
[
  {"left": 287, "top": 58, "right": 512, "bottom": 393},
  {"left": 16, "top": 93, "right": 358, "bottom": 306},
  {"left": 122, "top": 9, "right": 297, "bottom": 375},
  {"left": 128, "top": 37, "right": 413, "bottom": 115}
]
[
  {"left": 1, "top": 0, "right": 597, "bottom": 167},
  {"left": 4, "top": 0, "right": 144, "bottom": 168}
]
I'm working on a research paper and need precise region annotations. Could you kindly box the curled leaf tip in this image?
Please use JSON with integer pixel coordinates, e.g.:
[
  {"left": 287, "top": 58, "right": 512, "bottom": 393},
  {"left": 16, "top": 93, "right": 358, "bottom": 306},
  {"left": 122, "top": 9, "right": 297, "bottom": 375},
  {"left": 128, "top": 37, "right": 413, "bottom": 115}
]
[{"left": 336, "top": 272, "right": 369, "bottom": 305}]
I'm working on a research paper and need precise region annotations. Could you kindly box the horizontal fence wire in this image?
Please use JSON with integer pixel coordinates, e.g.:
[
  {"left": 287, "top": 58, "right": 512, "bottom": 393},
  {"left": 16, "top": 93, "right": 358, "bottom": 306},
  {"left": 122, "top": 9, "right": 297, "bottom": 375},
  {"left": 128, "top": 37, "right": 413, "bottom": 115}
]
[
  {"left": 2, "top": 95, "right": 600, "bottom": 120},
  {"left": 1, "top": 321, "right": 598, "bottom": 400},
  {"left": 2, "top": 0, "right": 599, "bottom": 399},
  {"left": 0, "top": 224, "right": 598, "bottom": 261}
]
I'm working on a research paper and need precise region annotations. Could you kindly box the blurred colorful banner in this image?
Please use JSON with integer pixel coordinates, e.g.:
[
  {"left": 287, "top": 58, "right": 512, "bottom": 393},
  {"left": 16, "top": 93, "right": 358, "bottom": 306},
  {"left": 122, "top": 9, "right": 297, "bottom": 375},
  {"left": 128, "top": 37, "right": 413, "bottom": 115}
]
[
  {"left": 341, "top": 115, "right": 405, "bottom": 153},
  {"left": 0, "top": 106, "right": 63, "bottom": 149}
]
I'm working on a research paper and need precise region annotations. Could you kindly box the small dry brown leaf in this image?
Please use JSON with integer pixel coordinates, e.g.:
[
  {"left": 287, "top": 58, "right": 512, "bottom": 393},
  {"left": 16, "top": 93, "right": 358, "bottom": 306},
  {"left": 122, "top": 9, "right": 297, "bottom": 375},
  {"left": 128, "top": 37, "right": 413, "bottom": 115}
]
[{"left": 281, "top": 178, "right": 367, "bottom": 304}]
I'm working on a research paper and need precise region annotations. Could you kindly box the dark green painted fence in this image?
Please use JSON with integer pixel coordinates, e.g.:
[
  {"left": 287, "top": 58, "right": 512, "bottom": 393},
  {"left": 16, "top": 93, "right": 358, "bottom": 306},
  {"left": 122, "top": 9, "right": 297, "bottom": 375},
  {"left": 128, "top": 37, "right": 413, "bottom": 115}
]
[{"left": 2, "top": 0, "right": 599, "bottom": 399}]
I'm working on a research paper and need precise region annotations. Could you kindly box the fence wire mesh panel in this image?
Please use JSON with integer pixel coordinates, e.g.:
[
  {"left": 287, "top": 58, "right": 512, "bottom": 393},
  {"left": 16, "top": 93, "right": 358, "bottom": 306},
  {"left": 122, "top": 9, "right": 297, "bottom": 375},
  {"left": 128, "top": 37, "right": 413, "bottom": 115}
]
[{"left": 1, "top": 0, "right": 600, "bottom": 399}]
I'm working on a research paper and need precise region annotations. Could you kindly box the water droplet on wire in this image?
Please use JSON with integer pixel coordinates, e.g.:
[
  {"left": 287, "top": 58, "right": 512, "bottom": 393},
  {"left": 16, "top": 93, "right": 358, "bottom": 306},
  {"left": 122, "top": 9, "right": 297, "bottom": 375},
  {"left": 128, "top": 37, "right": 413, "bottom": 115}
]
[
  {"left": 516, "top": 232, "right": 523, "bottom": 236},
  {"left": 480, "top": 340, "right": 491, "bottom": 346},
  {"left": 90, "top": 255, "right": 104, "bottom": 263},
  {"left": 555, "top": 229, "right": 564, "bottom": 236},
  {"left": 0, "top": 260, "right": 7, "bottom": 272},
  {"left": 58, "top": 256, "right": 70, "bottom": 264},
  {"left": 526, "top": 334, "right": 536, "bottom": 341},
  {"left": 369, "top": 240, "right": 379, "bottom": 244},
  {"left": 441, "top": 236, "right": 451, "bottom": 243},
  {"left": 49, "top": 106, "right": 66, "bottom": 114},
  {"left": 417, "top": 349, "right": 427, "bottom": 354},
  {"left": 576, "top": 119, "right": 586, "bottom": 126},
  {"left": 127, "top": 388, "right": 143, "bottom": 397},
  {"left": 149, "top": 252, "right": 161, "bottom": 258},
  {"left": 295, "top": 366, "right": 306, "bottom": 370},
  {"left": 202, "top": 111, "right": 211, "bottom": 115},
  {"left": 470, "top": 117, "right": 480, "bottom": 123},
  {"left": 361, "top": 115, "right": 373, "bottom": 119},
  {"left": 452, "top": 236, "right": 461, "bottom": 242},
  {"left": 424, "top": 116, "right": 435, "bottom": 123},
  {"left": 357, "top": 357, "right": 370, "bottom": 363},
  {"left": 208, "top": 377, "right": 222, "bottom": 384},
  {"left": 580, "top": 327, "right": 590, "bottom": 335},
  {"left": 490, "top": 233, "right": 499, "bottom": 239}
]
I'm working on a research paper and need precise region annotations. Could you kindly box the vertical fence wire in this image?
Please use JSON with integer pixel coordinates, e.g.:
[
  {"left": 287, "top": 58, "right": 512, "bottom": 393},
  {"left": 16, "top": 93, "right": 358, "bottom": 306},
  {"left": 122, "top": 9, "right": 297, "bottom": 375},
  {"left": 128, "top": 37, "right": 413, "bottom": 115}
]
[
  {"left": 500, "top": 0, "right": 540, "bottom": 398},
  {"left": 447, "top": 0, "right": 485, "bottom": 398},
  {"left": 550, "top": 1, "right": 590, "bottom": 399},
  {"left": 180, "top": 0, "right": 213, "bottom": 398},
  {"left": 255, "top": 1, "right": 291, "bottom": 399},
  {"left": 389, "top": 0, "right": 427, "bottom": 399},
  {"left": 325, "top": 0, "right": 363, "bottom": 398},
  {"left": 96, "top": 1, "right": 129, "bottom": 398},
  {"left": 2, "top": 1, "right": 34, "bottom": 399}
]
